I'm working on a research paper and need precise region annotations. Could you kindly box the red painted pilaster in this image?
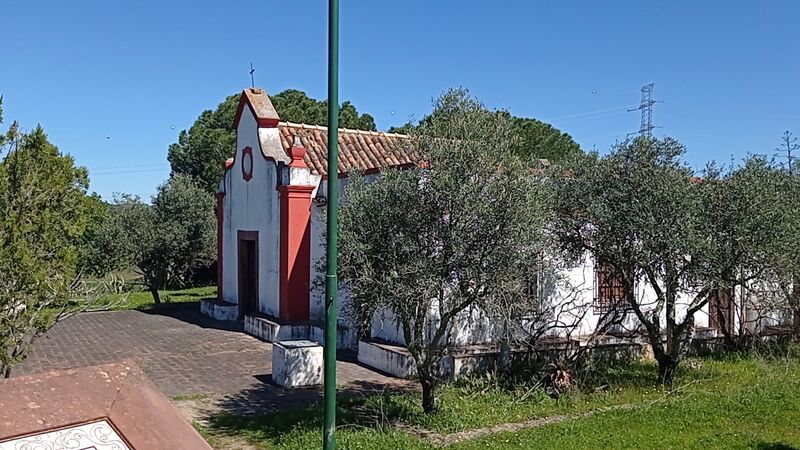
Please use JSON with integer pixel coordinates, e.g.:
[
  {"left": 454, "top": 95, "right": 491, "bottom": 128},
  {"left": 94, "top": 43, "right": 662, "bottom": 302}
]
[
  {"left": 215, "top": 192, "right": 225, "bottom": 301},
  {"left": 279, "top": 185, "right": 314, "bottom": 321},
  {"left": 278, "top": 138, "right": 315, "bottom": 322}
]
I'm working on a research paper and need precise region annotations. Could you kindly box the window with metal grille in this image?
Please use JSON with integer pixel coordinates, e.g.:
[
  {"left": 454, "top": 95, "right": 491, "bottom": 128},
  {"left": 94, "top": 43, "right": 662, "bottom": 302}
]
[{"left": 594, "top": 262, "right": 626, "bottom": 314}]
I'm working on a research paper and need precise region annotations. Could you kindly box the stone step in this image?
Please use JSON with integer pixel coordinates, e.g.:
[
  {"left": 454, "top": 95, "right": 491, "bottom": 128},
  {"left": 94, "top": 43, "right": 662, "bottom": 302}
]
[
  {"left": 244, "top": 315, "right": 311, "bottom": 342},
  {"left": 200, "top": 299, "right": 238, "bottom": 321}
]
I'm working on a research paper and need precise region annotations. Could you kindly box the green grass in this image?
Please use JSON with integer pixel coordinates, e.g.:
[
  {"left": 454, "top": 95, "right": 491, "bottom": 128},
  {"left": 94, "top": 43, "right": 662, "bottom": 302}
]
[
  {"left": 94, "top": 285, "right": 216, "bottom": 311},
  {"left": 172, "top": 392, "right": 213, "bottom": 401},
  {"left": 198, "top": 356, "right": 800, "bottom": 449}
]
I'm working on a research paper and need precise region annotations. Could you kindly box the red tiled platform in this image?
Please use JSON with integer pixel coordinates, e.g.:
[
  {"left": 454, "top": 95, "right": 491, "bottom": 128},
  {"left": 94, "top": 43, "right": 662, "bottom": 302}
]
[{"left": 0, "top": 361, "right": 211, "bottom": 449}]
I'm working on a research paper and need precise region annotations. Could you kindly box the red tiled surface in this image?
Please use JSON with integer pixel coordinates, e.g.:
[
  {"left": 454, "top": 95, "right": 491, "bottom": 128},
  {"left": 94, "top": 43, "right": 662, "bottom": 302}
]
[
  {"left": 0, "top": 362, "right": 211, "bottom": 449},
  {"left": 277, "top": 122, "right": 418, "bottom": 177}
]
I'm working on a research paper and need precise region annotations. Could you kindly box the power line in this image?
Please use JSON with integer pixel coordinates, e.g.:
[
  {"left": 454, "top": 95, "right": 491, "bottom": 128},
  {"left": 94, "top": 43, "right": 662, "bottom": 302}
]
[
  {"left": 88, "top": 162, "right": 167, "bottom": 171},
  {"left": 543, "top": 104, "right": 639, "bottom": 122},
  {"left": 90, "top": 168, "right": 169, "bottom": 176},
  {"left": 576, "top": 129, "right": 632, "bottom": 141}
]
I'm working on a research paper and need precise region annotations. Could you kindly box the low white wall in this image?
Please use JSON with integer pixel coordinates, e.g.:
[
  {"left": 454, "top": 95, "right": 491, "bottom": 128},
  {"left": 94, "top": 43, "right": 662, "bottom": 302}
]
[
  {"left": 365, "top": 254, "right": 732, "bottom": 348},
  {"left": 357, "top": 341, "right": 416, "bottom": 378}
]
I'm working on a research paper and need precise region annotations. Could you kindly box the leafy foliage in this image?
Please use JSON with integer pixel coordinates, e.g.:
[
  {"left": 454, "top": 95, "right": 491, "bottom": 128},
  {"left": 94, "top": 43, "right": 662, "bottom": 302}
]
[
  {"left": 507, "top": 114, "right": 582, "bottom": 162},
  {"left": 271, "top": 89, "right": 376, "bottom": 131},
  {"left": 76, "top": 193, "right": 111, "bottom": 276},
  {"left": 389, "top": 103, "right": 582, "bottom": 163},
  {"left": 168, "top": 94, "right": 239, "bottom": 192},
  {"left": 339, "top": 88, "right": 553, "bottom": 412},
  {"left": 150, "top": 174, "right": 216, "bottom": 290},
  {"left": 168, "top": 89, "right": 376, "bottom": 192},
  {"left": 0, "top": 120, "right": 109, "bottom": 376},
  {"left": 552, "top": 137, "right": 792, "bottom": 382},
  {"left": 93, "top": 175, "right": 215, "bottom": 303}
]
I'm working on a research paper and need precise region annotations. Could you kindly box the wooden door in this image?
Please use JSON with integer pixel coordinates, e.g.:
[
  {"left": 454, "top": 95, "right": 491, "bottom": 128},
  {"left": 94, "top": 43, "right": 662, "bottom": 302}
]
[
  {"left": 709, "top": 288, "right": 734, "bottom": 335},
  {"left": 237, "top": 231, "right": 259, "bottom": 317}
]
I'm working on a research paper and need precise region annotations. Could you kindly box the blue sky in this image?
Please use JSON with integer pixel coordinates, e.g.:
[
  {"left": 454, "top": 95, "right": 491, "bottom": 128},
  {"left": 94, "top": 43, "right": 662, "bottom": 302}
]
[{"left": 2, "top": 1, "right": 799, "bottom": 200}]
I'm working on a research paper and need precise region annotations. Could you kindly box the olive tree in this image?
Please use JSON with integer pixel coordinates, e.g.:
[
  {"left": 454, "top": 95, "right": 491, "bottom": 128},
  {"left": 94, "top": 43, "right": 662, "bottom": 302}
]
[
  {"left": 770, "top": 133, "right": 800, "bottom": 335},
  {"left": 338, "top": 89, "right": 553, "bottom": 413},
  {"left": 553, "top": 137, "right": 788, "bottom": 383},
  {"left": 94, "top": 175, "right": 216, "bottom": 303}
]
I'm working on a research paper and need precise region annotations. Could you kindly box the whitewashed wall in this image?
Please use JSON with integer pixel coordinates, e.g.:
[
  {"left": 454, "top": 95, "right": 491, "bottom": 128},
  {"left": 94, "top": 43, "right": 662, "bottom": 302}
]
[
  {"left": 741, "top": 279, "right": 794, "bottom": 333},
  {"left": 366, "top": 253, "right": 719, "bottom": 347},
  {"left": 310, "top": 176, "right": 375, "bottom": 327},
  {"left": 231, "top": 148, "right": 778, "bottom": 346},
  {"left": 220, "top": 108, "right": 281, "bottom": 316},
  {"left": 317, "top": 172, "right": 717, "bottom": 346}
]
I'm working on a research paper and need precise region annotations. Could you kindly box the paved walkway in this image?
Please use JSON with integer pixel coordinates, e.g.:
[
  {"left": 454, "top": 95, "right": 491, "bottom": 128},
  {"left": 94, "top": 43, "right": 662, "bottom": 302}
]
[{"left": 12, "top": 303, "right": 410, "bottom": 416}]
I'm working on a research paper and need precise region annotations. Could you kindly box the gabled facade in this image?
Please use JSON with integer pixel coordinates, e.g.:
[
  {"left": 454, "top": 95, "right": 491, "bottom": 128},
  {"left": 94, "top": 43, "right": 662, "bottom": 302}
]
[{"left": 204, "top": 88, "right": 414, "bottom": 348}]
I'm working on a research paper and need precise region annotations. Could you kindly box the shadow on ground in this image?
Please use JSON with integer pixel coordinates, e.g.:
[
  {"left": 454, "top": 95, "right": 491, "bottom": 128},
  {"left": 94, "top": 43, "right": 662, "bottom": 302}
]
[
  {"left": 207, "top": 377, "right": 415, "bottom": 417},
  {"left": 143, "top": 301, "right": 244, "bottom": 332},
  {"left": 200, "top": 378, "right": 419, "bottom": 444},
  {"left": 755, "top": 443, "right": 799, "bottom": 450}
]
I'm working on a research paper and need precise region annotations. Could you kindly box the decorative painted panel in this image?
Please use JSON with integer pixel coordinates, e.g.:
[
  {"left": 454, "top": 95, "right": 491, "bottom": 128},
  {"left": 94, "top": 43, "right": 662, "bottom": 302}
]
[{"left": 0, "top": 420, "right": 129, "bottom": 450}]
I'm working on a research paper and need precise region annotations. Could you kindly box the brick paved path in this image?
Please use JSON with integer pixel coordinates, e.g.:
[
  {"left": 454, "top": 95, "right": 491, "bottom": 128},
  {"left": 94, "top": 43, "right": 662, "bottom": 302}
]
[{"left": 12, "top": 303, "right": 407, "bottom": 403}]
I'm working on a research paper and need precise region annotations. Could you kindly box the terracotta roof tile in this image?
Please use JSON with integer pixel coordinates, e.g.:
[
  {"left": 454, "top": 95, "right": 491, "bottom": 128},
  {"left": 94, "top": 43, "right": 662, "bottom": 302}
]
[{"left": 277, "top": 122, "right": 416, "bottom": 177}]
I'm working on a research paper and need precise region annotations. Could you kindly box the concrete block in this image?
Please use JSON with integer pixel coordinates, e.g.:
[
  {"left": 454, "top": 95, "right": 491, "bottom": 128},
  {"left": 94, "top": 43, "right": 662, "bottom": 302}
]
[
  {"left": 357, "top": 341, "right": 417, "bottom": 378},
  {"left": 200, "top": 299, "right": 238, "bottom": 321},
  {"left": 272, "top": 340, "right": 323, "bottom": 388},
  {"left": 310, "top": 325, "right": 358, "bottom": 351},
  {"left": 244, "top": 316, "right": 309, "bottom": 342}
]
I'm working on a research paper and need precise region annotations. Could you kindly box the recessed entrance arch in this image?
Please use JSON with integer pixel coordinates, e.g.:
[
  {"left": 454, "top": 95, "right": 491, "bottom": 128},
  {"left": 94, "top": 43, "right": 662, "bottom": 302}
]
[{"left": 237, "top": 230, "right": 259, "bottom": 318}]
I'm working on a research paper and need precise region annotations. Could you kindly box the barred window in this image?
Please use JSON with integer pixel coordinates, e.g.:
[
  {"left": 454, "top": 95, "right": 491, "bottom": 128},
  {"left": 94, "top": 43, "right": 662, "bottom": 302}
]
[
  {"left": 594, "top": 262, "right": 626, "bottom": 314},
  {"left": 526, "top": 265, "right": 539, "bottom": 299},
  {"left": 524, "top": 258, "right": 544, "bottom": 313}
]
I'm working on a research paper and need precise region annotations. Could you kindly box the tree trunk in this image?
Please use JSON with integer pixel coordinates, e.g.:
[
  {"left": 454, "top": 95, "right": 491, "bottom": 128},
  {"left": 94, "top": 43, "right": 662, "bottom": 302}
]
[
  {"left": 794, "top": 308, "right": 800, "bottom": 337},
  {"left": 656, "top": 352, "right": 679, "bottom": 385},
  {"left": 420, "top": 376, "right": 437, "bottom": 414},
  {"left": 150, "top": 288, "right": 161, "bottom": 305},
  {"left": 2, "top": 365, "right": 10, "bottom": 379},
  {"left": 499, "top": 340, "right": 512, "bottom": 374}
]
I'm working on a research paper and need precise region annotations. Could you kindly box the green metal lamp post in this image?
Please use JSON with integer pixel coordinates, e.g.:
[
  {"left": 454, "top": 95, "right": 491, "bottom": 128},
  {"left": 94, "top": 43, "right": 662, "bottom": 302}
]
[{"left": 323, "top": 0, "right": 339, "bottom": 448}]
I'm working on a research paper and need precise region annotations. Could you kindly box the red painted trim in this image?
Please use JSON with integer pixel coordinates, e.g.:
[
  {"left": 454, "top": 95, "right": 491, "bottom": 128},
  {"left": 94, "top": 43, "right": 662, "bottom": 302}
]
[
  {"left": 278, "top": 184, "right": 315, "bottom": 322},
  {"left": 215, "top": 192, "right": 225, "bottom": 301},
  {"left": 233, "top": 91, "right": 280, "bottom": 130},
  {"left": 232, "top": 92, "right": 248, "bottom": 130},
  {"left": 258, "top": 118, "right": 280, "bottom": 127},
  {"left": 241, "top": 147, "right": 254, "bottom": 181},
  {"left": 280, "top": 186, "right": 316, "bottom": 193},
  {"left": 288, "top": 143, "right": 308, "bottom": 169},
  {"left": 221, "top": 146, "right": 279, "bottom": 177}
]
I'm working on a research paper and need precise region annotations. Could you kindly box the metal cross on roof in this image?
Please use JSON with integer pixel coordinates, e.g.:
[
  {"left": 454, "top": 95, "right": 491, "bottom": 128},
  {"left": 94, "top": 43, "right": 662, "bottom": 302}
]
[{"left": 249, "top": 62, "right": 256, "bottom": 89}]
